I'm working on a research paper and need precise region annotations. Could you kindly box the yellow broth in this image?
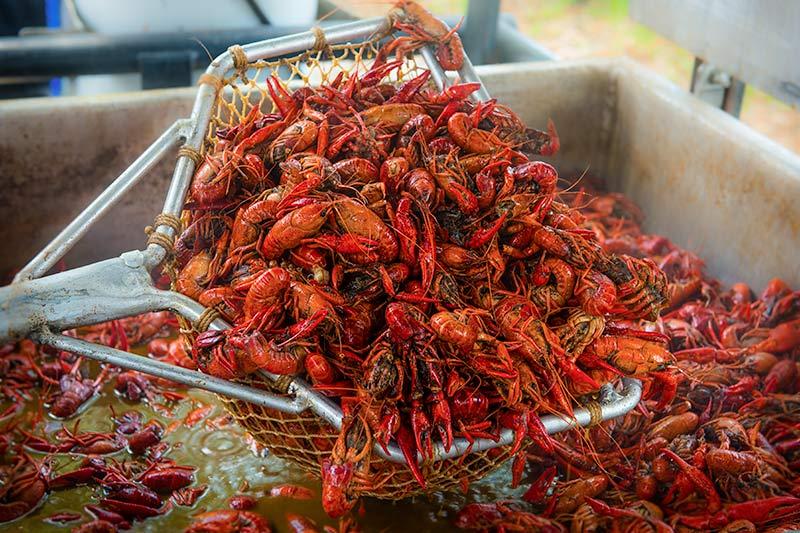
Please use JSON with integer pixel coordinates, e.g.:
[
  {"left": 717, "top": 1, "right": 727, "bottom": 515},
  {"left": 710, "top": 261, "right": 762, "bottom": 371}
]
[{"left": 3, "top": 350, "right": 525, "bottom": 532}]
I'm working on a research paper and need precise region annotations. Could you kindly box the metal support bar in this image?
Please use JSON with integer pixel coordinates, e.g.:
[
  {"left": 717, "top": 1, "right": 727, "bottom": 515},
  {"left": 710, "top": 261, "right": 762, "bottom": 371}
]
[
  {"left": 35, "top": 330, "right": 308, "bottom": 414},
  {"left": 493, "top": 17, "right": 556, "bottom": 62},
  {"left": 13, "top": 119, "right": 188, "bottom": 282},
  {"left": 139, "top": 50, "right": 197, "bottom": 90},
  {"left": 0, "top": 25, "right": 335, "bottom": 77},
  {"left": 462, "top": 0, "right": 500, "bottom": 65},
  {"left": 690, "top": 57, "right": 745, "bottom": 118},
  {"left": 1, "top": 15, "right": 556, "bottom": 89},
  {"left": 458, "top": 54, "right": 491, "bottom": 102},
  {"left": 420, "top": 46, "right": 448, "bottom": 91}
]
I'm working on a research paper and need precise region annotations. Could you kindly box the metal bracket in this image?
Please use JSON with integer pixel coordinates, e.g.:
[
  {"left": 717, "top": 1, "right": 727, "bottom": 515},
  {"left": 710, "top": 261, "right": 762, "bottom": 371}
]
[
  {"left": 1, "top": 249, "right": 226, "bottom": 342},
  {"left": 690, "top": 58, "right": 745, "bottom": 117}
]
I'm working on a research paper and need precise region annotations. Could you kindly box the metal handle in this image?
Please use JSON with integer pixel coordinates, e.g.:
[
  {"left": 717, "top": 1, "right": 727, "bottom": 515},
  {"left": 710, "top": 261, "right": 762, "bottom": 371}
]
[
  {"left": 0, "top": 248, "right": 224, "bottom": 342},
  {"left": 34, "top": 329, "right": 307, "bottom": 414}
]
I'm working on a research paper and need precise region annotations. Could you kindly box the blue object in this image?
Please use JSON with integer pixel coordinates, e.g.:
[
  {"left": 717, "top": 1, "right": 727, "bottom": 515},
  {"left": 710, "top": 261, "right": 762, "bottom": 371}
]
[{"left": 45, "top": 0, "right": 61, "bottom": 95}]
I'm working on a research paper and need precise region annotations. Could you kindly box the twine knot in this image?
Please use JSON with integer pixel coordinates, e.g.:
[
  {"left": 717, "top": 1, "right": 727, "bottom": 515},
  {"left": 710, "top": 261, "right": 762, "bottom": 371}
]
[
  {"left": 194, "top": 306, "right": 222, "bottom": 332},
  {"left": 585, "top": 401, "right": 603, "bottom": 427},
  {"left": 311, "top": 26, "right": 333, "bottom": 57},
  {"left": 197, "top": 73, "right": 224, "bottom": 92},
  {"left": 228, "top": 44, "right": 249, "bottom": 73},
  {"left": 177, "top": 145, "right": 203, "bottom": 165},
  {"left": 145, "top": 213, "right": 183, "bottom": 252},
  {"left": 272, "top": 375, "right": 294, "bottom": 394}
]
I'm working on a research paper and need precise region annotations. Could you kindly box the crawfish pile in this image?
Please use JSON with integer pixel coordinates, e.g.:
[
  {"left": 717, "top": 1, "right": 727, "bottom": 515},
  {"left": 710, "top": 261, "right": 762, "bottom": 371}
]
[
  {"left": 452, "top": 183, "right": 800, "bottom": 532},
  {"left": 0, "top": 314, "right": 348, "bottom": 532},
  {"left": 177, "top": 2, "right": 672, "bottom": 518},
  {"left": 2, "top": 2, "right": 797, "bottom": 531},
  {"left": 0, "top": 315, "right": 202, "bottom": 530}
]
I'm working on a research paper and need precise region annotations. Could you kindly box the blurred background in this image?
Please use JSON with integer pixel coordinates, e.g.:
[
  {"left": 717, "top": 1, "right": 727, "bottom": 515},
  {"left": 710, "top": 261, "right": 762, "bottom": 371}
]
[
  {"left": 1, "top": 0, "right": 797, "bottom": 154},
  {"left": 336, "top": 0, "right": 800, "bottom": 154}
]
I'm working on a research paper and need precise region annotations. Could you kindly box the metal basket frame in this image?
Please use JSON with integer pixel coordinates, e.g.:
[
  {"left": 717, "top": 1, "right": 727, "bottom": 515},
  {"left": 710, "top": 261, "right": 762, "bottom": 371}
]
[{"left": 0, "top": 16, "right": 642, "bottom": 466}]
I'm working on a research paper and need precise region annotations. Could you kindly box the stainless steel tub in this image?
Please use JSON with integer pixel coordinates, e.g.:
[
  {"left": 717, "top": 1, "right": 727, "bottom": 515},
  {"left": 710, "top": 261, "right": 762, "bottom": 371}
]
[
  {"left": 2, "top": 58, "right": 798, "bottom": 290},
  {"left": 1, "top": 58, "right": 800, "bottom": 531}
]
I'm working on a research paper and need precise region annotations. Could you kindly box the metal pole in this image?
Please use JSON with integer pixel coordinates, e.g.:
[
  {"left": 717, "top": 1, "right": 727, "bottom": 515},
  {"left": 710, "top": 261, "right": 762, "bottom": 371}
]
[
  {"left": 458, "top": 54, "right": 492, "bottom": 102},
  {"left": 0, "top": 24, "right": 385, "bottom": 78},
  {"left": 13, "top": 119, "right": 187, "bottom": 282},
  {"left": 35, "top": 329, "right": 309, "bottom": 413},
  {"left": 493, "top": 18, "right": 556, "bottom": 62},
  {"left": 420, "top": 46, "right": 449, "bottom": 90},
  {"left": 462, "top": 0, "right": 500, "bottom": 65}
]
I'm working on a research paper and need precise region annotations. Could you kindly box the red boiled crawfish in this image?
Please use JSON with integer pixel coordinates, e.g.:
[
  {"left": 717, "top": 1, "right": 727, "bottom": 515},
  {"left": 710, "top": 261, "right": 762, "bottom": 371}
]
[
  {"left": 4, "top": 3, "right": 800, "bottom": 530},
  {"left": 0, "top": 454, "right": 49, "bottom": 523},
  {"left": 175, "top": 1, "right": 672, "bottom": 516},
  {"left": 453, "top": 184, "right": 800, "bottom": 532}
]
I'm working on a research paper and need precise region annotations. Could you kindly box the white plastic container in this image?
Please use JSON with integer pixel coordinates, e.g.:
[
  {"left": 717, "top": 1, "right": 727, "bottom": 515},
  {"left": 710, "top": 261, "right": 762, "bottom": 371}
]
[
  {"left": 72, "top": 0, "right": 318, "bottom": 33},
  {"left": 61, "top": 0, "right": 318, "bottom": 95}
]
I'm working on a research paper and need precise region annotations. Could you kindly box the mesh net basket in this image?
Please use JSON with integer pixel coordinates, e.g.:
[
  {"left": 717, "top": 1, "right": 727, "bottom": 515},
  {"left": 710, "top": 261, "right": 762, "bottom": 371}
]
[
  {"left": 174, "top": 27, "right": 517, "bottom": 499},
  {"left": 220, "top": 374, "right": 515, "bottom": 499}
]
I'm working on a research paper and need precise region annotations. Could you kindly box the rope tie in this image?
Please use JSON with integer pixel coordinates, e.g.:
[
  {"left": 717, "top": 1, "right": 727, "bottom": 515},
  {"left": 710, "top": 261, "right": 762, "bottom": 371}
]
[
  {"left": 194, "top": 306, "right": 222, "bottom": 332},
  {"left": 176, "top": 315, "right": 193, "bottom": 336},
  {"left": 197, "top": 73, "right": 224, "bottom": 92},
  {"left": 178, "top": 145, "right": 203, "bottom": 165},
  {"left": 228, "top": 45, "right": 249, "bottom": 74},
  {"left": 145, "top": 231, "right": 175, "bottom": 253},
  {"left": 584, "top": 401, "right": 604, "bottom": 427},
  {"left": 311, "top": 26, "right": 333, "bottom": 57},
  {"left": 272, "top": 375, "right": 293, "bottom": 394},
  {"left": 150, "top": 213, "right": 183, "bottom": 233},
  {"left": 145, "top": 213, "right": 182, "bottom": 252}
]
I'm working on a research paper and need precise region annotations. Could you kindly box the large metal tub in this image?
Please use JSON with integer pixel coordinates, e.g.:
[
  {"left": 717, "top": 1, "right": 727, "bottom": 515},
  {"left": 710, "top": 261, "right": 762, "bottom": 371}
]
[
  {"left": 1, "top": 58, "right": 800, "bottom": 531},
  {"left": 2, "top": 58, "right": 798, "bottom": 290}
]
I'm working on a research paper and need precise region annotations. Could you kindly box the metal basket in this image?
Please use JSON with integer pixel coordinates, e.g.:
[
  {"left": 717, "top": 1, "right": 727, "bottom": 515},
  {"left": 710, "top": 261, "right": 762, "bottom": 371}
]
[{"left": 0, "top": 13, "right": 642, "bottom": 500}]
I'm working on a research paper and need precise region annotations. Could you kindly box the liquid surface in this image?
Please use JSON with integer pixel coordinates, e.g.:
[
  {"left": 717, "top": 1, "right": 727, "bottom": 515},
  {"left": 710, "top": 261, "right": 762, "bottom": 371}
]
[{"left": 4, "top": 367, "right": 524, "bottom": 532}]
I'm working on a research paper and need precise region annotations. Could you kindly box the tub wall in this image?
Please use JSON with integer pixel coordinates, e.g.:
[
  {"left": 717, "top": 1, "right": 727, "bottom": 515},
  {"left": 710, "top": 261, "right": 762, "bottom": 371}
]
[{"left": 1, "top": 59, "right": 798, "bottom": 289}]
